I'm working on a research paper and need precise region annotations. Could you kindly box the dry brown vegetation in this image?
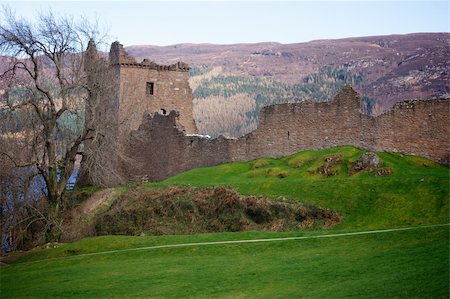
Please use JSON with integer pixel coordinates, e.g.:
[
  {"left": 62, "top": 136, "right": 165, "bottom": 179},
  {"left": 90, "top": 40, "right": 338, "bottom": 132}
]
[
  {"left": 189, "top": 66, "right": 223, "bottom": 91},
  {"left": 94, "top": 186, "right": 341, "bottom": 236}
]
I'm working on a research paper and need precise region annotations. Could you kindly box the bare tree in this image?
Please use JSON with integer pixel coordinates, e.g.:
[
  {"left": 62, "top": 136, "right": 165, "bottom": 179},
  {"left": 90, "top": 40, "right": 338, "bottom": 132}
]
[
  {"left": 0, "top": 7, "right": 108, "bottom": 241},
  {"left": 0, "top": 152, "right": 48, "bottom": 252}
]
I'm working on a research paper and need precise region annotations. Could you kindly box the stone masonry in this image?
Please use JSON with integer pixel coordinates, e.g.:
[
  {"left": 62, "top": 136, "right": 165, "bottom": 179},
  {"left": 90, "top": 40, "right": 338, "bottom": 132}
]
[
  {"left": 85, "top": 40, "right": 196, "bottom": 139},
  {"left": 82, "top": 42, "right": 449, "bottom": 185},
  {"left": 122, "top": 87, "right": 449, "bottom": 182},
  {"left": 80, "top": 41, "right": 197, "bottom": 186},
  {"left": 109, "top": 42, "right": 197, "bottom": 135}
]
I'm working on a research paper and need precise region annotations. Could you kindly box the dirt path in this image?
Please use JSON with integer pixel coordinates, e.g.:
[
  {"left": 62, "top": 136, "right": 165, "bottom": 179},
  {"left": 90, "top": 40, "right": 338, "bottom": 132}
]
[
  {"left": 60, "top": 188, "right": 116, "bottom": 242},
  {"left": 79, "top": 188, "right": 116, "bottom": 214}
]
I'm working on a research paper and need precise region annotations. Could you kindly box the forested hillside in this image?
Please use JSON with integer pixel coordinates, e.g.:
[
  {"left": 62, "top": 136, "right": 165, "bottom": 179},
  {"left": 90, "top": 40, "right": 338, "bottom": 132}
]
[
  {"left": 127, "top": 33, "right": 449, "bottom": 137},
  {"left": 192, "top": 67, "right": 366, "bottom": 137}
]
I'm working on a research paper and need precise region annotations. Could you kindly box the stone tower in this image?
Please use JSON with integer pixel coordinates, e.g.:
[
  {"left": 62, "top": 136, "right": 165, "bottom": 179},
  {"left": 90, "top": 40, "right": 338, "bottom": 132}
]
[
  {"left": 80, "top": 41, "right": 197, "bottom": 186},
  {"left": 109, "top": 41, "right": 197, "bottom": 136}
]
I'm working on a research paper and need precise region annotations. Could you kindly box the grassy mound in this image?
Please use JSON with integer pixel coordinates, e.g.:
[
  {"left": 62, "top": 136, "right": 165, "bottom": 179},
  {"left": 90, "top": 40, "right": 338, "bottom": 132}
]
[
  {"left": 94, "top": 186, "right": 340, "bottom": 236},
  {"left": 151, "top": 146, "right": 449, "bottom": 229}
]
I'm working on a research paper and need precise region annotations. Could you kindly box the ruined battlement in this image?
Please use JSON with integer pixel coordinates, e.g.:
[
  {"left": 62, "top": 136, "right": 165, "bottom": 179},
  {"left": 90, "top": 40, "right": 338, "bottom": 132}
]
[
  {"left": 109, "top": 41, "right": 189, "bottom": 71},
  {"left": 389, "top": 98, "right": 449, "bottom": 112},
  {"left": 85, "top": 40, "right": 198, "bottom": 137},
  {"left": 258, "top": 86, "right": 361, "bottom": 126},
  {"left": 109, "top": 41, "right": 136, "bottom": 64},
  {"left": 120, "top": 87, "right": 449, "bottom": 182},
  {"left": 258, "top": 87, "right": 447, "bottom": 120},
  {"left": 119, "top": 60, "right": 190, "bottom": 72}
]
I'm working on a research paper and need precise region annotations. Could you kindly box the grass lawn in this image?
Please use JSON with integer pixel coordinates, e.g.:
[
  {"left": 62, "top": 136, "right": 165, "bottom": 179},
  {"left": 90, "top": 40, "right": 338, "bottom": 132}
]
[
  {"left": 1, "top": 225, "right": 448, "bottom": 298},
  {"left": 1, "top": 146, "right": 448, "bottom": 298}
]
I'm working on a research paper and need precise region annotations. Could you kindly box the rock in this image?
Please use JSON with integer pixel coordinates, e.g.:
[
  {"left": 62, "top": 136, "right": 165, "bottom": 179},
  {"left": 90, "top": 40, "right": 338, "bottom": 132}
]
[
  {"left": 374, "top": 168, "right": 393, "bottom": 176},
  {"left": 353, "top": 152, "right": 382, "bottom": 171},
  {"left": 316, "top": 154, "right": 342, "bottom": 177}
]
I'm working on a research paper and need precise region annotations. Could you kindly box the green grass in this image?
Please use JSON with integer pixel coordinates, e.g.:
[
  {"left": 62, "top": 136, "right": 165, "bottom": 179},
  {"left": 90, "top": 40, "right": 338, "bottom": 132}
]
[
  {"left": 1, "top": 146, "right": 448, "bottom": 298},
  {"left": 1, "top": 226, "right": 448, "bottom": 298},
  {"left": 149, "top": 146, "right": 449, "bottom": 229}
]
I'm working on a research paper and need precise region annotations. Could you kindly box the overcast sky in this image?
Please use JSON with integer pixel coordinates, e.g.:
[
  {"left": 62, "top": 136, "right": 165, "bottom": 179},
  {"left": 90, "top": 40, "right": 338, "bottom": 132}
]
[{"left": 3, "top": 1, "right": 449, "bottom": 46}]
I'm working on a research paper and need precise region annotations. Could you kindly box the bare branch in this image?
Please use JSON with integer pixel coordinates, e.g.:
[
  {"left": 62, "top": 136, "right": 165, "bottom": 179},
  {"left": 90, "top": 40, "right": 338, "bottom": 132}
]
[
  {"left": 0, "top": 6, "right": 110, "bottom": 245},
  {"left": 1, "top": 152, "right": 34, "bottom": 167}
]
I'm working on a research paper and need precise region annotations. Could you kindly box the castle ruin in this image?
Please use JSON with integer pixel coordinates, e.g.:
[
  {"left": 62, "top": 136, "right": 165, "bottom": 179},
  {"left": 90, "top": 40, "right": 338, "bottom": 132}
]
[
  {"left": 81, "top": 42, "right": 449, "bottom": 186},
  {"left": 81, "top": 41, "right": 197, "bottom": 185},
  {"left": 84, "top": 40, "right": 196, "bottom": 139}
]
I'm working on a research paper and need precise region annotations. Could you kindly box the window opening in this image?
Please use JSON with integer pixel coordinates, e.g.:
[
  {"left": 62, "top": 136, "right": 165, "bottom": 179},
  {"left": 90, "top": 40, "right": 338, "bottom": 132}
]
[{"left": 146, "top": 82, "right": 154, "bottom": 95}]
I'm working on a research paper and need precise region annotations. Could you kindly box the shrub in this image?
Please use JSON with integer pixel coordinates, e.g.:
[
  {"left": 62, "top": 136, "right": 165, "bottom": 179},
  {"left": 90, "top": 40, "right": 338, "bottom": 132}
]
[{"left": 93, "top": 186, "right": 340, "bottom": 236}]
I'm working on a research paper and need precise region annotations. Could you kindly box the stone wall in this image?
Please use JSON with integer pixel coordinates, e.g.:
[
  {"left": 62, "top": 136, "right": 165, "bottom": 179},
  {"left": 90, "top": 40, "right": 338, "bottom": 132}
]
[
  {"left": 118, "top": 65, "right": 196, "bottom": 136},
  {"left": 82, "top": 41, "right": 448, "bottom": 185},
  {"left": 231, "top": 87, "right": 449, "bottom": 164},
  {"left": 110, "top": 42, "right": 197, "bottom": 136},
  {"left": 371, "top": 99, "right": 449, "bottom": 163},
  {"left": 122, "top": 86, "right": 449, "bottom": 182},
  {"left": 123, "top": 111, "right": 231, "bottom": 181},
  {"left": 230, "top": 87, "right": 365, "bottom": 161},
  {"left": 80, "top": 41, "right": 198, "bottom": 186}
]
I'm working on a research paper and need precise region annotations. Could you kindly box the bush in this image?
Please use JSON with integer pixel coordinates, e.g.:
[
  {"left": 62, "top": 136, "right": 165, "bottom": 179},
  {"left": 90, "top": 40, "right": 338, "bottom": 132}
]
[{"left": 94, "top": 186, "right": 340, "bottom": 236}]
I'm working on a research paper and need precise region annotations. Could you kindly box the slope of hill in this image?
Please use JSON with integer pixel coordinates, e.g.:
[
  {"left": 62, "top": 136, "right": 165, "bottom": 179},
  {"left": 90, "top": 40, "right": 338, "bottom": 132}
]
[
  {"left": 14, "top": 146, "right": 448, "bottom": 246},
  {"left": 154, "top": 146, "right": 449, "bottom": 230},
  {"left": 59, "top": 146, "right": 450, "bottom": 242},
  {"left": 47, "top": 146, "right": 446, "bottom": 242},
  {"left": 3, "top": 34, "right": 447, "bottom": 138},
  {"left": 1, "top": 146, "right": 448, "bottom": 298}
]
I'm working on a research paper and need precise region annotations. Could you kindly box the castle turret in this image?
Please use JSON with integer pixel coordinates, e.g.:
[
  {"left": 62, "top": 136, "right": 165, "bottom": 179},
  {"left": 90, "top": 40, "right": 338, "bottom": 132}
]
[
  {"left": 109, "top": 41, "right": 137, "bottom": 65},
  {"left": 109, "top": 41, "right": 197, "bottom": 135},
  {"left": 84, "top": 39, "right": 98, "bottom": 72}
]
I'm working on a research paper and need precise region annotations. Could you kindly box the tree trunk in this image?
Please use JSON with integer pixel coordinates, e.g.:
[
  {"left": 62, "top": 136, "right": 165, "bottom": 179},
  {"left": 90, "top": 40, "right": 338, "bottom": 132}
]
[
  {"left": 45, "top": 197, "right": 61, "bottom": 243},
  {"left": 44, "top": 133, "right": 59, "bottom": 242}
]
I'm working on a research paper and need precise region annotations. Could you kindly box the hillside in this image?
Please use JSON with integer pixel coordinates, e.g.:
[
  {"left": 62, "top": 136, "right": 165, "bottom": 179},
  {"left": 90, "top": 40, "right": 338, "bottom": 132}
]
[
  {"left": 154, "top": 146, "right": 449, "bottom": 229},
  {"left": 1, "top": 146, "right": 448, "bottom": 298},
  {"left": 3, "top": 34, "right": 447, "bottom": 138},
  {"left": 57, "top": 146, "right": 447, "bottom": 240},
  {"left": 127, "top": 33, "right": 449, "bottom": 136},
  {"left": 127, "top": 33, "right": 449, "bottom": 106},
  {"left": 60, "top": 146, "right": 449, "bottom": 241}
]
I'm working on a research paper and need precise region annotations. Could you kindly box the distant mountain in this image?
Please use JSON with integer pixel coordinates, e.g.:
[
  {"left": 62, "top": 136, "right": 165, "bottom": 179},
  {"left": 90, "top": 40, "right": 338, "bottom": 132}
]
[
  {"left": 127, "top": 33, "right": 449, "bottom": 113},
  {"left": 2, "top": 34, "right": 448, "bottom": 138}
]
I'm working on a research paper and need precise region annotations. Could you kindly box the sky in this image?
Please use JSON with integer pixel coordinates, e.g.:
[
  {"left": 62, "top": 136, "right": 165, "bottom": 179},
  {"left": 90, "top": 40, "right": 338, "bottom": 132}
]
[{"left": 2, "top": 1, "right": 449, "bottom": 47}]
